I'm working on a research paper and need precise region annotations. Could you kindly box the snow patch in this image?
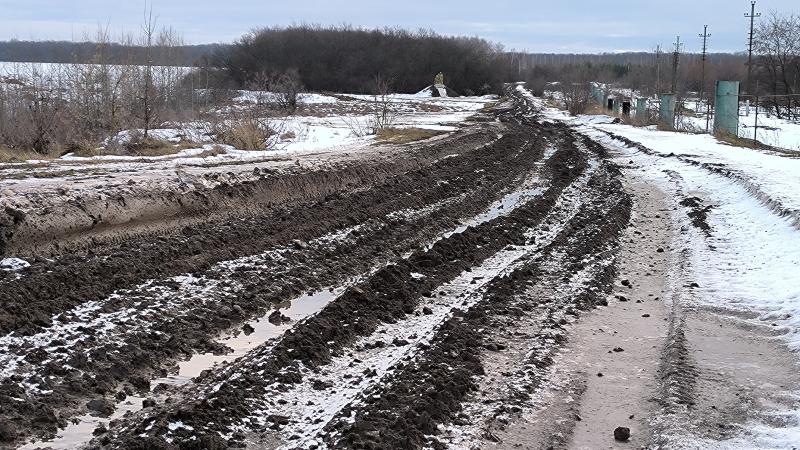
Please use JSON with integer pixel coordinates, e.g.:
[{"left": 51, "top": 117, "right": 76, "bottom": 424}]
[{"left": 0, "top": 257, "right": 30, "bottom": 271}]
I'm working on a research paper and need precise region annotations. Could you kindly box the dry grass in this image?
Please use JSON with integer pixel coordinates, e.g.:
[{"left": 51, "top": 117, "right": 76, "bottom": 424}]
[
  {"left": 67, "top": 138, "right": 198, "bottom": 158},
  {"left": 375, "top": 127, "right": 444, "bottom": 144},
  {"left": 0, "top": 145, "right": 63, "bottom": 163},
  {"left": 417, "top": 103, "right": 445, "bottom": 113},
  {"left": 715, "top": 132, "right": 764, "bottom": 149},
  {"left": 584, "top": 102, "right": 608, "bottom": 116},
  {"left": 479, "top": 100, "right": 501, "bottom": 113},
  {"left": 126, "top": 138, "right": 198, "bottom": 157},
  {"left": 70, "top": 146, "right": 125, "bottom": 158},
  {"left": 216, "top": 118, "right": 276, "bottom": 150}
]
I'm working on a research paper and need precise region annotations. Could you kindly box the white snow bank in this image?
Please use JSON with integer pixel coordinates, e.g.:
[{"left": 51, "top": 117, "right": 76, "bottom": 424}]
[
  {"left": 232, "top": 91, "right": 339, "bottom": 105},
  {"left": 586, "top": 124, "right": 800, "bottom": 222}
]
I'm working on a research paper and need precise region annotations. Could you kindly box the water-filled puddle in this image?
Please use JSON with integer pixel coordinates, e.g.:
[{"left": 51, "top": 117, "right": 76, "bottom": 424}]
[{"left": 19, "top": 289, "right": 342, "bottom": 450}]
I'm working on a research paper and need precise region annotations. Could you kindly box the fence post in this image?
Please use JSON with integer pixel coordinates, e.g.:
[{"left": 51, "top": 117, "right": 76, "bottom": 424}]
[
  {"left": 713, "top": 81, "right": 740, "bottom": 138},
  {"left": 754, "top": 95, "right": 759, "bottom": 145}
]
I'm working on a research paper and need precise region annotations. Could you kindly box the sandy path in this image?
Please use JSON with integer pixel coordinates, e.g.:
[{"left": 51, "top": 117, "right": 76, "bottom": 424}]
[
  {"left": 564, "top": 178, "right": 673, "bottom": 449},
  {"left": 482, "top": 177, "right": 673, "bottom": 449},
  {"left": 504, "top": 157, "right": 800, "bottom": 449}
]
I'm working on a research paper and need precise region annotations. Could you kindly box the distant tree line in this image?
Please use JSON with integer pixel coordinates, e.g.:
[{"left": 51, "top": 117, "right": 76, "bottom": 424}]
[
  {"left": 213, "top": 25, "right": 504, "bottom": 95},
  {"left": 0, "top": 39, "right": 225, "bottom": 67},
  {"left": 510, "top": 52, "right": 747, "bottom": 99},
  {"left": 1, "top": 29, "right": 755, "bottom": 102}
]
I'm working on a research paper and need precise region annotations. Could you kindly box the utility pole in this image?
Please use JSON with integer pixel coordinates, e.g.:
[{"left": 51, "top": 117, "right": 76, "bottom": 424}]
[
  {"left": 745, "top": 1, "right": 761, "bottom": 95},
  {"left": 699, "top": 25, "right": 711, "bottom": 131},
  {"left": 671, "top": 36, "right": 682, "bottom": 94},
  {"left": 655, "top": 45, "right": 662, "bottom": 96}
]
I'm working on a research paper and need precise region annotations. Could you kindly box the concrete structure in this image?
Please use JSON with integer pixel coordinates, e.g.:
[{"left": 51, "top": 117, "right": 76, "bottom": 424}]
[
  {"left": 659, "top": 94, "right": 676, "bottom": 129},
  {"left": 714, "top": 81, "right": 740, "bottom": 137},
  {"left": 636, "top": 98, "right": 648, "bottom": 120}
]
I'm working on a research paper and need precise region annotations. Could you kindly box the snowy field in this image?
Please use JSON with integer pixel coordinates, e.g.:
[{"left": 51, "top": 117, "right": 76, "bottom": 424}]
[{"left": 0, "top": 91, "right": 494, "bottom": 177}]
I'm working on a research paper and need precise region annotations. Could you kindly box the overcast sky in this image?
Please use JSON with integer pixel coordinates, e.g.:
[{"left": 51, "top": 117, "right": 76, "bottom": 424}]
[{"left": 0, "top": 0, "right": 796, "bottom": 53}]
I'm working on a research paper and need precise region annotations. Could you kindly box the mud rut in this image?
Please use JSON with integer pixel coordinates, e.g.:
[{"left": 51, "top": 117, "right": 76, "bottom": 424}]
[{"left": 0, "top": 91, "right": 632, "bottom": 450}]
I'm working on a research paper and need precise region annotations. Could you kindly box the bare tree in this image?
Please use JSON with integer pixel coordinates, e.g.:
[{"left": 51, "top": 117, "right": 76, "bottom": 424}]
[
  {"left": 559, "top": 65, "right": 592, "bottom": 115},
  {"left": 0, "top": 64, "right": 65, "bottom": 154},
  {"left": 754, "top": 12, "right": 800, "bottom": 118},
  {"left": 136, "top": 5, "right": 159, "bottom": 138}
]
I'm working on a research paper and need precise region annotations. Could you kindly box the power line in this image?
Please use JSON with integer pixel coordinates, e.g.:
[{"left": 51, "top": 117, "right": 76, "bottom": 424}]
[{"left": 745, "top": 1, "right": 761, "bottom": 95}]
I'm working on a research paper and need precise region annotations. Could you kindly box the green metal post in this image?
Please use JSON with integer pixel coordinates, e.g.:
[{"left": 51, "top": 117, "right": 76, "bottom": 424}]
[
  {"left": 659, "top": 94, "right": 676, "bottom": 130},
  {"left": 713, "top": 81, "right": 740, "bottom": 137},
  {"left": 636, "top": 98, "right": 647, "bottom": 121}
]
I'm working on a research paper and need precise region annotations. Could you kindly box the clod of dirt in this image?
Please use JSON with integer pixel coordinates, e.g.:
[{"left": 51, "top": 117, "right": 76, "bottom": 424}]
[
  {"left": 680, "top": 196, "right": 714, "bottom": 233},
  {"left": 242, "top": 323, "right": 255, "bottom": 335},
  {"left": 613, "top": 347, "right": 625, "bottom": 353},
  {"left": 312, "top": 380, "right": 334, "bottom": 391},
  {"left": 656, "top": 248, "right": 664, "bottom": 253},
  {"left": 142, "top": 398, "right": 157, "bottom": 408},
  {"left": 642, "top": 314, "right": 651, "bottom": 318},
  {"left": 92, "top": 423, "right": 108, "bottom": 436},
  {"left": 268, "top": 310, "right": 291, "bottom": 325},
  {"left": 597, "top": 372, "right": 604, "bottom": 377},
  {"left": 0, "top": 421, "right": 17, "bottom": 442},
  {"left": 267, "top": 415, "right": 290, "bottom": 426},
  {"left": 86, "top": 398, "right": 115, "bottom": 417},
  {"left": 422, "top": 307, "right": 433, "bottom": 315},
  {"left": 614, "top": 426, "right": 631, "bottom": 442},
  {"left": 620, "top": 279, "right": 631, "bottom": 287}
]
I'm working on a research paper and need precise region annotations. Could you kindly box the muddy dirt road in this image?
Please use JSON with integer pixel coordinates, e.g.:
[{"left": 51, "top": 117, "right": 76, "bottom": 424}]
[{"left": 1, "top": 87, "right": 797, "bottom": 450}]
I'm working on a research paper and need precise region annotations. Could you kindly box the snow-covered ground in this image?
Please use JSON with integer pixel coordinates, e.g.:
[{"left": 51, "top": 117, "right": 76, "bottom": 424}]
[
  {"left": 679, "top": 102, "right": 800, "bottom": 150},
  {"left": 519, "top": 84, "right": 800, "bottom": 448},
  {"left": 0, "top": 90, "right": 495, "bottom": 214},
  {"left": 0, "top": 92, "right": 492, "bottom": 171}
]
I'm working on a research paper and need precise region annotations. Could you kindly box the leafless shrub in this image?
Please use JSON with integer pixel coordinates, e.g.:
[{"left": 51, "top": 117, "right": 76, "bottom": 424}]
[
  {"left": 369, "top": 75, "right": 395, "bottom": 132},
  {"left": 270, "top": 69, "right": 304, "bottom": 113},
  {"left": 341, "top": 76, "right": 396, "bottom": 138},
  {"left": 213, "top": 110, "right": 281, "bottom": 150},
  {"left": 341, "top": 115, "right": 371, "bottom": 138},
  {"left": 559, "top": 66, "right": 592, "bottom": 116}
]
